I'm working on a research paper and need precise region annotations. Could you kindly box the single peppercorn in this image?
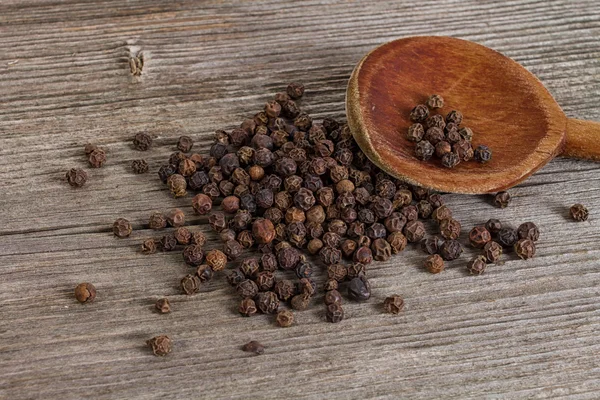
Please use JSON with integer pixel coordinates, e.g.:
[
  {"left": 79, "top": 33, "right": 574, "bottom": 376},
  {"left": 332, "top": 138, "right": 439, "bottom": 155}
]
[
  {"left": 326, "top": 303, "right": 344, "bottom": 323},
  {"left": 439, "top": 240, "right": 463, "bottom": 261},
  {"left": 131, "top": 159, "right": 149, "bottom": 174},
  {"left": 407, "top": 123, "right": 425, "bottom": 142},
  {"left": 177, "top": 135, "right": 194, "bottom": 153},
  {"left": 66, "top": 168, "right": 88, "bottom": 187},
  {"left": 287, "top": 82, "right": 305, "bottom": 99},
  {"left": 439, "top": 218, "right": 461, "bottom": 240},
  {"left": 570, "top": 204, "right": 589, "bottom": 221},
  {"left": 515, "top": 239, "right": 536, "bottom": 260},
  {"left": 410, "top": 104, "right": 429, "bottom": 122},
  {"left": 183, "top": 244, "right": 204, "bottom": 266},
  {"left": 467, "top": 255, "right": 487, "bottom": 275},
  {"left": 256, "top": 291, "right": 280, "bottom": 314},
  {"left": 88, "top": 148, "right": 106, "bottom": 168},
  {"left": 181, "top": 274, "right": 201, "bottom": 295},
  {"left": 275, "top": 310, "right": 294, "bottom": 327},
  {"left": 237, "top": 279, "right": 259, "bottom": 298},
  {"left": 347, "top": 275, "right": 371, "bottom": 302},
  {"left": 113, "top": 218, "right": 132, "bottom": 238},
  {"left": 446, "top": 110, "right": 463, "bottom": 125},
  {"left": 431, "top": 205, "right": 452, "bottom": 223},
  {"left": 208, "top": 211, "right": 227, "bottom": 232},
  {"left": 196, "top": 264, "right": 214, "bottom": 283},
  {"left": 435, "top": 141, "right": 452, "bottom": 158},
  {"left": 485, "top": 219, "right": 502, "bottom": 235},
  {"left": 494, "top": 191, "right": 511, "bottom": 208},
  {"left": 424, "top": 254, "right": 445, "bottom": 274},
  {"left": 133, "top": 133, "right": 152, "bottom": 151},
  {"left": 159, "top": 234, "right": 177, "bottom": 251},
  {"left": 146, "top": 335, "right": 172, "bottom": 356},
  {"left": 497, "top": 227, "right": 518, "bottom": 248},
  {"left": 371, "top": 238, "right": 392, "bottom": 261},
  {"left": 167, "top": 208, "right": 185, "bottom": 227},
  {"left": 383, "top": 295, "right": 405, "bottom": 314},
  {"left": 167, "top": 174, "right": 187, "bottom": 198},
  {"left": 474, "top": 145, "right": 492, "bottom": 163},
  {"left": 403, "top": 220, "right": 426, "bottom": 243},
  {"left": 421, "top": 235, "right": 443, "bottom": 255},
  {"left": 173, "top": 227, "right": 191, "bottom": 245},
  {"left": 141, "top": 238, "right": 157, "bottom": 254},
  {"left": 74, "top": 282, "right": 96, "bottom": 303},
  {"left": 517, "top": 222, "right": 540, "bottom": 242},
  {"left": 415, "top": 140, "right": 435, "bottom": 160},
  {"left": 483, "top": 241, "right": 503, "bottom": 263},
  {"left": 242, "top": 340, "right": 265, "bottom": 355},
  {"left": 155, "top": 298, "right": 171, "bottom": 314},
  {"left": 441, "top": 152, "right": 460, "bottom": 168},
  {"left": 252, "top": 218, "right": 276, "bottom": 244},
  {"left": 469, "top": 226, "right": 492, "bottom": 248},
  {"left": 205, "top": 249, "right": 227, "bottom": 271},
  {"left": 239, "top": 298, "right": 257, "bottom": 317},
  {"left": 352, "top": 246, "right": 372, "bottom": 264},
  {"left": 426, "top": 94, "right": 444, "bottom": 109}
]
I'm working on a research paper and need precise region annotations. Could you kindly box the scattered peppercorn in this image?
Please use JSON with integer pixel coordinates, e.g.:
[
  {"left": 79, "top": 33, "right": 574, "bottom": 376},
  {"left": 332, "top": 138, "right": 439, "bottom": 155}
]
[
  {"left": 239, "top": 298, "right": 257, "bottom": 317},
  {"left": 570, "top": 204, "right": 589, "bottom": 221},
  {"left": 146, "top": 335, "right": 172, "bottom": 356},
  {"left": 467, "top": 255, "right": 487, "bottom": 275},
  {"left": 426, "top": 94, "right": 444, "bottom": 109},
  {"left": 177, "top": 135, "right": 194, "bottom": 153},
  {"left": 141, "top": 238, "right": 157, "bottom": 254},
  {"left": 113, "top": 218, "right": 132, "bottom": 238},
  {"left": 424, "top": 254, "right": 444, "bottom": 274},
  {"left": 242, "top": 340, "right": 265, "bottom": 355},
  {"left": 469, "top": 226, "right": 491, "bottom": 248},
  {"left": 88, "top": 148, "right": 106, "bottom": 168},
  {"left": 275, "top": 310, "right": 294, "bottom": 327},
  {"left": 383, "top": 295, "right": 405, "bottom": 314},
  {"left": 181, "top": 274, "right": 201, "bottom": 295},
  {"left": 483, "top": 241, "right": 503, "bottom": 263},
  {"left": 133, "top": 133, "right": 152, "bottom": 151},
  {"left": 514, "top": 239, "right": 536, "bottom": 260},
  {"left": 494, "top": 191, "right": 511, "bottom": 208},
  {"left": 517, "top": 222, "right": 540, "bottom": 242},
  {"left": 74, "top": 282, "right": 96, "bottom": 303},
  {"left": 155, "top": 298, "right": 171, "bottom": 313},
  {"left": 131, "top": 159, "right": 149, "bottom": 174},
  {"left": 347, "top": 275, "right": 371, "bottom": 302},
  {"left": 66, "top": 168, "right": 88, "bottom": 187}
]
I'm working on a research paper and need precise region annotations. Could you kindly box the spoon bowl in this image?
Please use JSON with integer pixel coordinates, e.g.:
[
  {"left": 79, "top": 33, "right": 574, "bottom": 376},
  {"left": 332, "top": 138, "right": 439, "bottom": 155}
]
[{"left": 346, "top": 36, "right": 600, "bottom": 194}]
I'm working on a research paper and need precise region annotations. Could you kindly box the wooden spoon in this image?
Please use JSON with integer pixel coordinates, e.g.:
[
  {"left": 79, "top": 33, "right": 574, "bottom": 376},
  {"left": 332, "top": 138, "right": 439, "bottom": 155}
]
[{"left": 346, "top": 36, "right": 600, "bottom": 194}]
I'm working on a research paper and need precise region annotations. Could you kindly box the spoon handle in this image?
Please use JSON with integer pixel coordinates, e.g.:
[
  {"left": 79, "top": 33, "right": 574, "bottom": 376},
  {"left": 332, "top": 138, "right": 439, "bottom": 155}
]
[{"left": 563, "top": 118, "right": 600, "bottom": 161}]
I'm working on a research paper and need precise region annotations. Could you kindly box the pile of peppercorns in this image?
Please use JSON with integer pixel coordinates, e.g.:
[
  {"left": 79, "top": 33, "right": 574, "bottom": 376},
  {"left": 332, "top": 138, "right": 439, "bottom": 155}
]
[
  {"left": 147, "top": 82, "right": 466, "bottom": 326},
  {"left": 408, "top": 95, "right": 492, "bottom": 167}
]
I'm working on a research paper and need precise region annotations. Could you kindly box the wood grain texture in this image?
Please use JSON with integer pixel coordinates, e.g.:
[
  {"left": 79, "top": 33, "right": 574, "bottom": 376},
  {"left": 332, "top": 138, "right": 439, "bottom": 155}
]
[{"left": 1, "top": 1, "right": 600, "bottom": 399}]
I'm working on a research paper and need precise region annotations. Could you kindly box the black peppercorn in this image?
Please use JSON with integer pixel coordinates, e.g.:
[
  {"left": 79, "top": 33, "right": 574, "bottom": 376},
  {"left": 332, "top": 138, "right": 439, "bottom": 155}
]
[
  {"left": 494, "top": 191, "right": 511, "bottom": 208},
  {"left": 570, "top": 204, "right": 589, "bottom": 221},
  {"left": 66, "top": 168, "right": 88, "bottom": 187},
  {"left": 497, "top": 227, "right": 518, "bottom": 248},
  {"left": 347, "top": 275, "right": 371, "bottom": 302},
  {"left": 439, "top": 240, "right": 463, "bottom": 261},
  {"left": 410, "top": 104, "right": 429, "bottom": 122}
]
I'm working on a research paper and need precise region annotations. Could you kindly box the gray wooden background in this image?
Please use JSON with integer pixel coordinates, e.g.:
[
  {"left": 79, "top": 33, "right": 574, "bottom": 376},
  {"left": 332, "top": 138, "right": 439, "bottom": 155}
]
[{"left": 1, "top": 1, "right": 600, "bottom": 399}]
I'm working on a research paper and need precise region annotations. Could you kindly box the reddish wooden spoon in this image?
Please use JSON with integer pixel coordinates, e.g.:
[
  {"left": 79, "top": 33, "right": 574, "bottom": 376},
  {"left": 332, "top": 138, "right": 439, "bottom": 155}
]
[{"left": 346, "top": 36, "right": 600, "bottom": 194}]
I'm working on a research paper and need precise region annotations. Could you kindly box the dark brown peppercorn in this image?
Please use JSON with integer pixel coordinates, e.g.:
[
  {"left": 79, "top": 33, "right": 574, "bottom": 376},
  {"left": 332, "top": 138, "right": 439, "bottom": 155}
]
[
  {"left": 494, "top": 191, "right": 511, "bottom": 208},
  {"left": 570, "top": 204, "right": 589, "bottom": 221},
  {"left": 146, "top": 335, "right": 172, "bottom": 356},
  {"left": 256, "top": 291, "right": 280, "bottom": 314},
  {"left": 242, "top": 340, "right": 264, "bottom": 355},
  {"left": 410, "top": 104, "right": 429, "bottom": 122},
  {"left": 517, "top": 222, "right": 540, "bottom": 241},
  {"left": 159, "top": 234, "right": 177, "bottom": 251},
  {"left": 383, "top": 295, "right": 405, "bottom": 314},
  {"left": 404, "top": 220, "right": 426, "bottom": 243},
  {"left": 237, "top": 230, "right": 254, "bottom": 248},
  {"left": 458, "top": 127, "right": 473, "bottom": 141},
  {"left": 416, "top": 200, "right": 434, "bottom": 219},
  {"left": 483, "top": 241, "right": 503, "bottom": 263},
  {"left": 173, "top": 227, "right": 192, "bottom": 245},
  {"left": 287, "top": 82, "right": 305, "bottom": 99},
  {"left": 181, "top": 274, "right": 201, "bottom": 295},
  {"left": 439, "top": 218, "right": 461, "bottom": 240},
  {"left": 435, "top": 141, "right": 452, "bottom": 158},
  {"left": 272, "top": 279, "right": 294, "bottom": 302},
  {"left": 278, "top": 247, "right": 300, "bottom": 270},
  {"left": 467, "top": 256, "right": 487, "bottom": 275},
  {"left": 167, "top": 208, "right": 185, "bottom": 227},
  {"left": 340, "top": 239, "right": 358, "bottom": 258},
  {"left": 431, "top": 205, "right": 452, "bottom": 224},
  {"left": 353, "top": 245, "right": 373, "bottom": 264},
  {"left": 426, "top": 114, "right": 446, "bottom": 130},
  {"left": 205, "top": 249, "right": 227, "bottom": 271},
  {"left": 66, "top": 168, "right": 88, "bottom": 187},
  {"left": 196, "top": 264, "right": 214, "bottom": 283},
  {"left": 474, "top": 145, "right": 492, "bottom": 163},
  {"left": 497, "top": 227, "right": 518, "bottom": 248},
  {"left": 371, "top": 197, "right": 394, "bottom": 219},
  {"left": 327, "top": 264, "right": 348, "bottom": 282},
  {"left": 84, "top": 143, "right": 100, "bottom": 155},
  {"left": 141, "top": 238, "right": 157, "bottom": 254},
  {"left": 485, "top": 219, "right": 502, "bottom": 235},
  {"left": 74, "top": 283, "right": 96, "bottom": 303},
  {"left": 155, "top": 298, "right": 171, "bottom": 313},
  {"left": 223, "top": 239, "right": 243, "bottom": 260},
  {"left": 324, "top": 289, "right": 343, "bottom": 306},
  {"left": 424, "top": 254, "right": 444, "bottom": 274},
  {"left": 88, "top": 148, "right": 106, "bottom": 168},
  {"left": 323, "top": 279, "right": 339, "bottom": 292},
  {"left": 131, "top": 159, "right": 149, "bottom": 174},
  {"left": 441, "top": 152, "right": 460, "bottom": 168},
  {"left": 322, "top": 231, "right": 341, "bottom": 248},
  {"left": 260, "top": 253, "right": 278, "bottom": 272},
  {"left": 348, "top": 275, "right": 371, "bottom": 302},
  {"left": 255, "top": 271, "right": 276, "bottom": 292},
  {"left": 237, "top": 279, "right": 259, "bottom": 298},
  {"left": 424, "top": 127, "right": 445, "bottom": 145},
  {"left": 191, "top": 231, "right": 207, "bottom": 247},
  {"left": 446, "top": 110, "right": 463, "bottom": 125},
  {"left": 239, "top": 298, "right": 257, "bottom": 317},
  {"left": 452, "top": 139, "right": 474, "bottom": 161},
  {"left": 326, "top": 303, "right": 344, "bottom": 323},
  {"left": 238, "top": 258, "right": 259, "bottom": 278},
  {"left": 208, "top": 211, "right": 227, "bottom": 233},
  {"left": 178, "top": 159, "right": 196, "bottom": 177},
  {"left": 439, "top": 240, "right": 463, "bottom": 261},
  {"left": 469, "top": 226, "right": 492, "bottom": 248},
  {"left": 177, "top": 135, "right": 194, "bottom": 153},
  {"left": 415, "top": 140, "right": 434, "bottom": 160},
  {"left": 421, "top": 236, "right": 442, "bottom": 255},
  {"left": 295, "top": 261, "right": 313, "bottom": 279},
  {"left": 515, "top": 239, "right": 536, "bottom": 260},
  {"left": 113, "top": 218, "right": 132, "bottom": 238},
  {"left": 167, "top": 174, "right": 187, "bottom": 198},
  {"left": 371, "top": 238, "right": 392, "bottom": 261},
  {"left": 307, "top": 238, "right": 324, "bottom": 254},
  {"left": 228, "top": 269, "right": 245, "bottom": 286},
  {"left": 183, "top": 244, "right": 204, "bottom": 266},
  {"left": 320, "top": 246, "right": 342, "bottom": 265},
  {"left": 392, "top": 189, "right": 413, "bottom": 209},
  {"left": 133, "top": 133, "right": 152, "bottom": 151},
  {"left": 407, "top": 123, "right": 425, "bottom": 142}
]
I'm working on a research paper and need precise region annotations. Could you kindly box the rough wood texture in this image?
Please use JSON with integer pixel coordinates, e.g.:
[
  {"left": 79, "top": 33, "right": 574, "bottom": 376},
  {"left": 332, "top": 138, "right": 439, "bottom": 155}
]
[{"left": 1, "top": 1, "right": 599, "bottom": 399}]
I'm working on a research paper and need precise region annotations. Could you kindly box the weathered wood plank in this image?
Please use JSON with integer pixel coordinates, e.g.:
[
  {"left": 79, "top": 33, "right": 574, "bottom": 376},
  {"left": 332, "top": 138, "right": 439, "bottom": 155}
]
[{"left": 1, "top": 1, "right": 600, "bottom": 399}]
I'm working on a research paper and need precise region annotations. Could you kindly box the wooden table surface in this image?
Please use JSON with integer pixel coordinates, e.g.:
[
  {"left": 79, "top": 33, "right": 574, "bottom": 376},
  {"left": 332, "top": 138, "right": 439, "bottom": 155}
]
[{"left": 1, "top": 1, "right": 600, "bottom": 399}]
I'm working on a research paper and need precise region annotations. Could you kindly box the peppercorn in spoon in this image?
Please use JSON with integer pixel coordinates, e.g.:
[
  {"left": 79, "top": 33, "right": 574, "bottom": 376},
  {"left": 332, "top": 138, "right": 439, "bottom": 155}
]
[{"left": 346, "top": 36, "right": 600, "bottom": 194}]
